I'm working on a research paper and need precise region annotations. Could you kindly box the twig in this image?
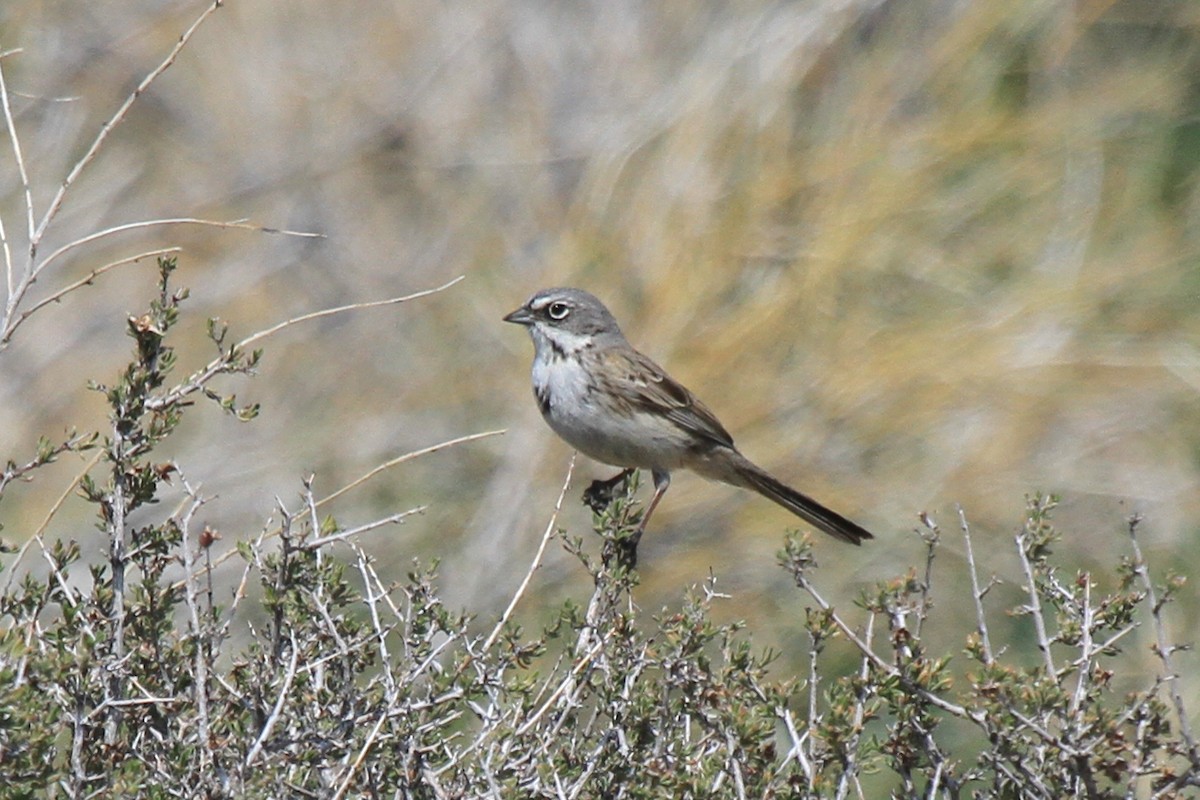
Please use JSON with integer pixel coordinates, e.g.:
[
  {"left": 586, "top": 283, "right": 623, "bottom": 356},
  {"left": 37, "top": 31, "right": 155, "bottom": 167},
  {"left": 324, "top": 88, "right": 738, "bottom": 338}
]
[
  {"left": 1015, "top": 529, "right": 1057, "bottom": 675},
  {"left": 146, "top": 276, "right": 466, "bottom": 412},
  {"left": 317, "top": 426, "right": 500, "bottom": 508},
  {"left": 0, "top": 431, "right": 95, "bottom": 498},
  {"left": 0, "top": 209, "right": 10, "bottom": 306},
  {"left": 514, "top": 637, "right": 607, "bottom": 737},
  {"left": 237, "top": 274, "right": 462, "bottom": 352},
  {"left": 2, "top": 448, "right": 103, "bottom": 601},
  {"left": 303, "top": 506, "right": 427, "bottom": 549},
  {"left": 356, "top": 552, "right": 407, "bottom": 649},
  {"left": 33, "top": 217, "right": 320, "bottom": 278},
  {"left": 777, "top": 707, "right": 813, "bottom": 783},
  {"left": 478, "top": 453, "right": 575, "bottom": 655},
  {"left": 0, "top": 51, "right": 33, "bottom": 295},
  {"left": 244, "top": 630, "right": 300, "bottom": 768},
  {"left": 794, "top": 572, "right": 978, "bottom": 722},
  {"left": 1126, "top": 515, "right": 1198, "bottom": 765},
  {"left": 219, "top": 526, "right": 268, "bottom": 639},
  {"left": 352, "top": 542, "right": 395, "bottom": 689},
  {"left": 173, "top": 429, "right": 503, "bottom": 589},
  {"left": 1, "top": 3, "right": 230, "bottom": 347},
  {"left": 959, "top": 506, "right": 995, "bottom": 664},
  {"left": 30, "top": 1, "right": 226, "bottom": 254},
  {"left": 104, "top": 414, "right": 131, "bottom": 747},
  {"left": 806, "top": 616, "right": 821, "bottom": 748},
  {"left": 1068, "top": 573, "right": 1094, "bottom": 724},
  {"left": 1, "top": 247, "right": 180, "bottom": 344},
  {"left": 177, "top": 477, "right": 212, "bottom": 771},
  {"left": 834, "top": 613, "right": 875, "bottom": 800},
  {"left": 332, "top": 705, "right": 390, "bottom": 800},
  {"left": 914, "top": 512, "right": 938, "bottom": 639}
]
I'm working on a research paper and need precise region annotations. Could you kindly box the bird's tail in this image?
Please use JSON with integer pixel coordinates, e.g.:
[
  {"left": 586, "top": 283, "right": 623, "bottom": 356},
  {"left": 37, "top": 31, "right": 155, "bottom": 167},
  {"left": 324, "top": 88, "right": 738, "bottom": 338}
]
[{"left": 709, "top": 451, "right": 874, "bottom": 545}]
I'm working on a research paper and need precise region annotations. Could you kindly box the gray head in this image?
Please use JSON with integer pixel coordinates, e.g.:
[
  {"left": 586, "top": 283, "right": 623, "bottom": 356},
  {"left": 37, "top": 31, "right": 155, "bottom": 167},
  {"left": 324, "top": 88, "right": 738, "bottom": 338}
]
[{"left": 503, "top": 287, "right": 627, "bottom": 355}]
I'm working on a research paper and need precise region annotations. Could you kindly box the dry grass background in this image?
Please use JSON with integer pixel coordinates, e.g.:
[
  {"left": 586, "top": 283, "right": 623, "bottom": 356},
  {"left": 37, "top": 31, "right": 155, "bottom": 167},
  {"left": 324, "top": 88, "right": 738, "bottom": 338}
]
[{"left": 2, "top": 0, "right": 1199, "bottom": 682}]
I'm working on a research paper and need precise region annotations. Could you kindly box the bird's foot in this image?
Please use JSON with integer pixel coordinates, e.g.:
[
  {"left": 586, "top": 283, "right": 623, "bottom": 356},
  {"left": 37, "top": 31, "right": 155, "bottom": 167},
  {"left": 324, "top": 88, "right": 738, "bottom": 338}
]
[{"left": 583, "top": 468, "right": 636, "bottom": 514}]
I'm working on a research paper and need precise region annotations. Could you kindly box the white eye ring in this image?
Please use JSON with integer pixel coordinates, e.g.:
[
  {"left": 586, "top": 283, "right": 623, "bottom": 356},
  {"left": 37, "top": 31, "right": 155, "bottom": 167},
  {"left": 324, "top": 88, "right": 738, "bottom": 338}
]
[{"left": 547, "top": 301, "right": 570, "bottom": 320}]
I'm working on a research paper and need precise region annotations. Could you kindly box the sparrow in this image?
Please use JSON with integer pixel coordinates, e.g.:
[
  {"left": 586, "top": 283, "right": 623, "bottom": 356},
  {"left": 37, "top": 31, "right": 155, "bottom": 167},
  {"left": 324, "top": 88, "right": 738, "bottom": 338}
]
[{"left": 504, "top": 287, "right": 873, "bottom": 545}]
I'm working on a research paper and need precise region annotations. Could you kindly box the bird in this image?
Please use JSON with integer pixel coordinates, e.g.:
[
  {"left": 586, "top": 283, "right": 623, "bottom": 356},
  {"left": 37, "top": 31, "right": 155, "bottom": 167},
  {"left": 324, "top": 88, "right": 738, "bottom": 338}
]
[{"left": 503, "top": 287, "right": 873, "bottom": 546}]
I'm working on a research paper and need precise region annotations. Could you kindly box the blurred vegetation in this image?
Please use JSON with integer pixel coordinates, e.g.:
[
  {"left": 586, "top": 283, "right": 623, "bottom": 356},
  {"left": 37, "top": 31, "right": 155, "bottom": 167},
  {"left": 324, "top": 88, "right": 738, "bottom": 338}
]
[{"left": 1, "top": 0, "right": 1199, "bottom": 785}]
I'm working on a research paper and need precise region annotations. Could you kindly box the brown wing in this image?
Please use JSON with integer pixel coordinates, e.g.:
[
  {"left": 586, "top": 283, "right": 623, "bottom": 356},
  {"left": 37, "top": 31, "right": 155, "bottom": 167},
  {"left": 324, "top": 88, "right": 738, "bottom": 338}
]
[{"left": 599, "top": 347, "right": 734, "bottom": 448}]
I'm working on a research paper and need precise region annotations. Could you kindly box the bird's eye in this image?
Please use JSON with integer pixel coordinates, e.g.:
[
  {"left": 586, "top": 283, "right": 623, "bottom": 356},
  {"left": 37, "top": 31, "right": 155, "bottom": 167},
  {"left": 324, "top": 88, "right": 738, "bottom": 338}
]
[{"left": 547, "top": 301, "right": 570, "bottom": 320}]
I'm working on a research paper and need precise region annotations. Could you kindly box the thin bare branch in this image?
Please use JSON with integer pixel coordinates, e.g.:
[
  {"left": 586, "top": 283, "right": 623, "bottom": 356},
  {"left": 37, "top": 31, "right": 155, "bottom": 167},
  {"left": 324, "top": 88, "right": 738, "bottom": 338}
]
[
  {"left": 914, "top": 512, "right": 938, "bottom": 639},
  {"left": 959, "top": 505, "right": 995, "bottom": 664},
  {"left": 173, "top": 429, "right": 503, "bottom": 588},
  {"left": 33, "top": 217, "right": 321, "bottom": 279},
  {"left": 1015, "top": 530, "right": 1057, "bottom": 675},
  {"left": 146, "top": 275, "right": 465, "bottom": 413},
  {"left": 479, "top": 453, "right": 575, "bottom": 656},
  {"left": 834, "top": 612, "right": 875, "bottom": 800},
  {"left": 1068, "top": 573, "right": 1094, "bottom": 721},
  {"left": 303, "top": 505, "right": 427, "bottom": 549},
  {"left": 352, "top": 543, "right": 395, "bottom": 687},
  {"left": 1126, "top": 515, "right": 1198, "bottom": 764},
  {"left": 2, "top": 449, "right": 103, "bottom": 598},
  {"left": 31, "top": 1, "right": 226, "bottom": 252},
  {"left": 776, "top": 707, "right": 812, "bottom": 783},
  {"left": 316, "top": 425, "right": 500, "bottom": 508},
  {"left": 235, "top": 274, "right": 463, "bottom": 352},
  {"left": 1, "top": 247, "right": 181, "bottom": 345},
  {"left": 177, "top": 476, "right": 213, "bottom": 770},
  {"left": 0, "top": 50, "right": 32, "bottom": 296},
  {"left": 245, "top": 630, "right": 300, "bottom": 768},
  {"left": 0, "top": 211, "right": 10, "bottom": 305}
]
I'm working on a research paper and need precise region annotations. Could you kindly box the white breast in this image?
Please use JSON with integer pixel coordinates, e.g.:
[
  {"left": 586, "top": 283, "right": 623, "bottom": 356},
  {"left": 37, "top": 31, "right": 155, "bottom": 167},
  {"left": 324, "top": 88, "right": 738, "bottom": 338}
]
[
  {"left": 527, "top": 330, "right": 689, "bottom": 471},
  {"left": 532, "top": 349, "right": 591, "bottom": 408}
]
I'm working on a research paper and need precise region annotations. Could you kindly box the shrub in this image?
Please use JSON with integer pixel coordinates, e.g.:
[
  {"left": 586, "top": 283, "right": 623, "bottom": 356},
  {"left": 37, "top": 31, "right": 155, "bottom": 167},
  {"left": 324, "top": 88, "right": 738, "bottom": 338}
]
[{"left": 1, "top": 262, "right": 1196, "bottom": 798}]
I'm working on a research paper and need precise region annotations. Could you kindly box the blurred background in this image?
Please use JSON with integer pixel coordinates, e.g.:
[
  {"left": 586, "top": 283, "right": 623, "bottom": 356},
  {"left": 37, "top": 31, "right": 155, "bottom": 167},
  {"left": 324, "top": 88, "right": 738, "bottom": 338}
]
[{"left": 1, "top": 0, "right": 1198, "bottom": 680}]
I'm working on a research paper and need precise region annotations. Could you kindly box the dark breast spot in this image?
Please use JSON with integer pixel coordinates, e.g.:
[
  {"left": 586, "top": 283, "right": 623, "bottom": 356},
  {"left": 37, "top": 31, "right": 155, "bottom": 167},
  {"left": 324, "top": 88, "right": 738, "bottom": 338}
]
[{"left": 535, "top": 384, "right": 552, "bottom": 415}]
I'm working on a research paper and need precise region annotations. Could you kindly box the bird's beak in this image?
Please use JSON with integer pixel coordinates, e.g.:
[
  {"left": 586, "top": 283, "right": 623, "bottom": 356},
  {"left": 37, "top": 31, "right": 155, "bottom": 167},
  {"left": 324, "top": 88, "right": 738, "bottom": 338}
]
[{"left": 503, "top": 306, "right": 534, "bottom": 325}]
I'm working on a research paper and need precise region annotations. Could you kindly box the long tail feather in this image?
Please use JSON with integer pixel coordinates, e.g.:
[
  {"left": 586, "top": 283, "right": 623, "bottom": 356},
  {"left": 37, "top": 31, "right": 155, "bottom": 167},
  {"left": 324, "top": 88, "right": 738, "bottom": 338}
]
[{"left": 725, "top": 455, "right": 874, "bottom": 545}]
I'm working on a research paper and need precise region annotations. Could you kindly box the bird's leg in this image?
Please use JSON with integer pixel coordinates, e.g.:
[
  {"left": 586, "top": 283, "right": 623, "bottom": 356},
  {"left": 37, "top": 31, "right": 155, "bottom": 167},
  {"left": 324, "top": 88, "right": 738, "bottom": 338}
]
[
  {"left": 635, "top": 470, "right": 671, "bottom": 537},
  {"left": 610, "top": 469, "right": 669, "bottom": 570},
  {"left": 582, "top": 467, "right": 636, "bottom": 513}
]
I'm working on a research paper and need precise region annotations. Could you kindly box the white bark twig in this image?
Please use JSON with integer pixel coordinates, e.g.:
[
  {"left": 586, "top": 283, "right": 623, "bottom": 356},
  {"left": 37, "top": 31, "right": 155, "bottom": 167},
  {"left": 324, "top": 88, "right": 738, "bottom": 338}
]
[
  {"left": 237, "top": 274, "right": 462, "bottom": 353},
  {"left": 1126, "top": 515, "right": 1198, "bottom": 765},
  {"left": 32, "top": 217, "right": 321, "bottom": 281},
  {"left": 479, "top": 453, "right": 575, "bottom": 656},
  {"left": 1015, "top": 529, "right": 1057, "bottom": 675},
  {"left": 30, "top": 2, "right": 226, "bottom": 253},
  {"left": 0, "top": 50, "right": 33, "bottom": 295},
  {"left": 317, "top": 426, "right": 499, "bottom": 508},
  {"left": 145, "top": 276, "right": 466, "bottom": 413},
  {"left": 794, "top": 571, "right": 979, "bottom": 722},
  {"left": 1, "top": 2, "right": 230, "bottom": 344},
  {"left": 1, "top": 247, "right": 181, "bottom": 344},
  {"left": 245, "top": 631, "right": 300, "bottom": 768},
  {"left": 177, "top": 477, "right": 212, "bottom": 771},
  {"left": 959, "top": 506, "right": 995, "bottom": 664},
  {"left": 303, "top": 506, "right": 427, "bottom": 549},
  {"left": 173, "top": 429, "right": 503, "bottom": 589}
]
